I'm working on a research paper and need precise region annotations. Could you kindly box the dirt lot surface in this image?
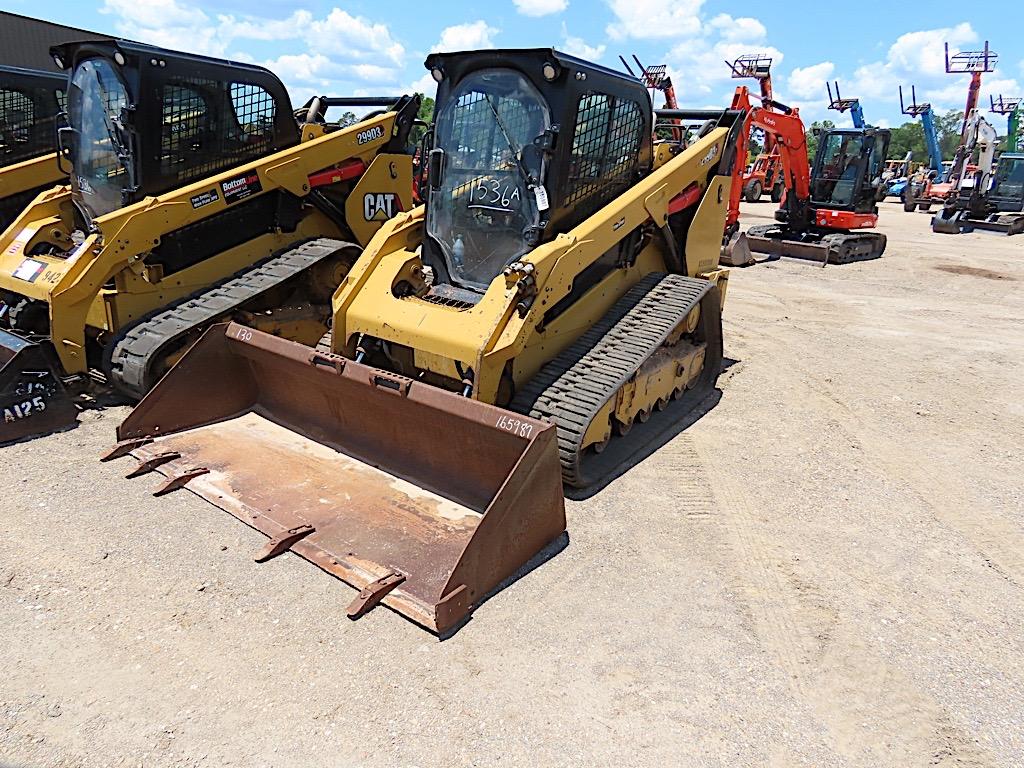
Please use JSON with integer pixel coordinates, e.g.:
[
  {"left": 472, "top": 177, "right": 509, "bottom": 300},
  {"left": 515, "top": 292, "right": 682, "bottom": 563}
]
[{"left": 2, "top": 202, "right": 1023, "bottom": 767}]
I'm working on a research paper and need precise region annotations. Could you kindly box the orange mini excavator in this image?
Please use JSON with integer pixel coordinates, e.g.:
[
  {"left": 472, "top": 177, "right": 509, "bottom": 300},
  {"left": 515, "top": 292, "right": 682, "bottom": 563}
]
[{"left": 722, "top": 86, "right": 890, "bottom": 266}]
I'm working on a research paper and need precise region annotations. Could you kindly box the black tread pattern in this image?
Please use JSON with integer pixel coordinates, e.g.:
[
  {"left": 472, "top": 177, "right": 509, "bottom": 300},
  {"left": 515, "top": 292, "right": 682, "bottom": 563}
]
[
  {"left": 509, "top": 273, "right": 717, "bottom": 488},
  {"left": 109, "top": 238, "right": 357, "bottom": 399},
  {"left": 746, "top": 224, "right": 886, "bottom": 264}
]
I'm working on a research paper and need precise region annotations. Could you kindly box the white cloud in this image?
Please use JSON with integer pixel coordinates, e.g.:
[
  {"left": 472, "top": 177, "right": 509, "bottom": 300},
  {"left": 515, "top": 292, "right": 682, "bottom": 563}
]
[
  {"left": 787, "top": 62, "right": 834, "bottom": 100},
  {"left": 264, "top": 53, "right": 332, "bottom": 83},
  {"left": 797, "top": 22, "right": 1024, "bottom": 127},
  {"left": 308, "top": 9, "right": 405, "bottom": 66},
  {"left": 432, "top": 21, "right": 499, "bottom": 52},
  {"left": 665, "top": 37, "right": 783, "bottom": 101},
  {"left": 606, "top": 0, "right": 704, "bottom": 40},
  {"left": 846, "top": 23, "right": 979, "bottom": 102},
  {"left": 886, "top": 22, "right": 976, "bottom": 78},
  {"left": 101, "top": 0, "right": 413, "bottom": 108},
  {"left": 101, "top": 0, "right": 207, "bottom": 30},
  {"left": 513, "top": 0, "right": 568, "bottom": 17},
  {"left": 560, "top": 23, "right": 605, "bottom": 61},
  {"left": 709, "top": 14, "right": 766, "bottom": 43},
  {"left": 226, "top": 11, "right": 312, "bottom": 43},
  {"left": 406, "top": 72, "right": 439, "bottom": 99}
]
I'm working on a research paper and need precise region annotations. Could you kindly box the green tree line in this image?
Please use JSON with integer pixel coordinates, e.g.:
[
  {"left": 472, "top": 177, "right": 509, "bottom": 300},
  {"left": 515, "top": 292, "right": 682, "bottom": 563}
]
[{"left": 805, "top": 109, "right": 1009, "bottom": 162}]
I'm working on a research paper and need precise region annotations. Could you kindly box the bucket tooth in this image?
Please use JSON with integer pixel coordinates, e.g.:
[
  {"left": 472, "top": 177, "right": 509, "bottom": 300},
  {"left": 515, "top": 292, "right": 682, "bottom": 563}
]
[
  {"left": 254, "top": 524, "right": 316, "bottom": 562},
  {"left": 101, "top": 437, "right": 154, "bottom": 462},
  {"left": 152, "top": 467, "right": 210, "bottom": 497},
  {"left": 346, "top": 572, "right": 406, "bottom": 620},
  {"left": 125, "top": 451, "right": 181, "bottom": 478},
  {"left": 110, "top": 322, "right": 566, "bottom": 634}
]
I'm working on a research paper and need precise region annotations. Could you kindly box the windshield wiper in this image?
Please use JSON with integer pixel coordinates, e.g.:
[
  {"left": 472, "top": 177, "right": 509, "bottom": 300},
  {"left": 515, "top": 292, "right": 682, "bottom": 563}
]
[{"left": 483, "top": 95, "right": 533, "bottom": 186}]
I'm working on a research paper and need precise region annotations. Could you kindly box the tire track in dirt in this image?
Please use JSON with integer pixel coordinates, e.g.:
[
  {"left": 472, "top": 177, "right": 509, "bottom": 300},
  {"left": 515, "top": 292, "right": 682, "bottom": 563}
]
[
  {"left": 687, "top": 432, "right": 993, "bottom": 767},
  {"left": 757, "top": 326, "right": 1024, "bottom": 589}
]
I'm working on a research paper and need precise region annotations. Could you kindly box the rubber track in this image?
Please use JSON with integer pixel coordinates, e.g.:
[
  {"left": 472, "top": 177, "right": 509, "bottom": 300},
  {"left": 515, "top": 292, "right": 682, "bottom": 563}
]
[
  {"left": 509, "top": 273, "right": 714, "bottom": 488},
  {"left": 746, "top": 224, "right": 886, "bottom": 264},
  {"left": 109, "top": 238, "right": 355, "bottom": 399}
]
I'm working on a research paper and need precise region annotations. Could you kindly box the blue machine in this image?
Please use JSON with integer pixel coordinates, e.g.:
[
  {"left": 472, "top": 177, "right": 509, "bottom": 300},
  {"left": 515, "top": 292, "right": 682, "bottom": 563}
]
[
  {"left": 827, "top": 80, "right": 866, "bottom": 128},
  {"left": 901, "top": 85, "right": 945, "bottom": 178}
]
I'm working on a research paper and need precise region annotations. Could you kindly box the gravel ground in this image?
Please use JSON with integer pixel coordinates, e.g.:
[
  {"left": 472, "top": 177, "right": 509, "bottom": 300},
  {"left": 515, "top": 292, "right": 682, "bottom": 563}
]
[{"left": 1, "top": 202, "right": 1022, "bottom": 767}]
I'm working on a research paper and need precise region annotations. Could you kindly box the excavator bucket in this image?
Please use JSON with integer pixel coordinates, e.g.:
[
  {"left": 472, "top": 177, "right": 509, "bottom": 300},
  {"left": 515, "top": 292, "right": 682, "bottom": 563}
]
[
  {"left": 0, "top": 330, "right": 78, "bottom": 444},
  {"left": 719, "top": 230, "right": 754, "bottom": 267},
  {"left": 105, "top": 323, "right": 566, "bottom": 635}
]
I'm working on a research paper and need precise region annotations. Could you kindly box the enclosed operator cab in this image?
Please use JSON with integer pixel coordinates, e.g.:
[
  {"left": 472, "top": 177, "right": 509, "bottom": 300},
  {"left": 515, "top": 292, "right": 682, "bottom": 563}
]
[
  {"left": 0, "top": 66, "right": 67, "bottom": 229},
  {"left": 809, "top": 128, "right": 890, "bottom": 215},
  {"left": 988, "top": 153, "right": 1024, "bottom": 213},
  {"left": 53, "top": 39, "right": 298, "bottom": 230},
  {"left": 418, "top": 49, "right": 653, "bottom": 304}
]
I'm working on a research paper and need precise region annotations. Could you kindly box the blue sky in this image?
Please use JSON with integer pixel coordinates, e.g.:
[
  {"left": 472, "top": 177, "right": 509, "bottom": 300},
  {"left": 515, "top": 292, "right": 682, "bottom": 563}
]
[{"left": 5, "top": 0, "right": 1023, "bottom": 128}]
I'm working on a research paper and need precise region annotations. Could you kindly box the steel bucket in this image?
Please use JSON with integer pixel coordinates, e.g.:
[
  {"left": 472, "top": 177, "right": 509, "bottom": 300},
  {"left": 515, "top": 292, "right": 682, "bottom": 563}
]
[{"left": 105, "top": 323, "right": 566, "bottom": 634}]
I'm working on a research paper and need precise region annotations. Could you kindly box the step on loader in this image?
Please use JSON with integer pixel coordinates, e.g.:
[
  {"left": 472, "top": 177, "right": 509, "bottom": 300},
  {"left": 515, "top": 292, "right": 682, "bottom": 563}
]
[
  {"left": 105, "top": 49, "right": 744, "bottom": 634},
  {"left": 0, "top": 39, "right": 419, "bottom": 443},
  {"left": 721, "top": 86, "right": 890, "bottom": 266},
  {"left": 0, "top": 65, "right": 67, "bottom": 232}
]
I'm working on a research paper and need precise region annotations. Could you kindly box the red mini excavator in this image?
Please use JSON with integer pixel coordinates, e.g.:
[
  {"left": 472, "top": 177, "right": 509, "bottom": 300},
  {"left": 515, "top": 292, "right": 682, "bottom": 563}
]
[{"left": 722, "top": 86, "right": 890, "bottom": 266}]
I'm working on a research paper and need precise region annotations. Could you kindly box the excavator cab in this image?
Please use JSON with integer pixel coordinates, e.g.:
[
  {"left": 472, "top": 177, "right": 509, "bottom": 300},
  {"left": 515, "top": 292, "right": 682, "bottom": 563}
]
[
  {"left": 988, "top": 153, "right": 1024, "bottom": 213},
  {"left": 807, "top": 128, "right": 889, "bottom": 214},
  {"left": 0, "top": 66, "right": 67, "bottom": 230},
  {"left": 54, "top": 40, "right": 297, "bottom": 228}
]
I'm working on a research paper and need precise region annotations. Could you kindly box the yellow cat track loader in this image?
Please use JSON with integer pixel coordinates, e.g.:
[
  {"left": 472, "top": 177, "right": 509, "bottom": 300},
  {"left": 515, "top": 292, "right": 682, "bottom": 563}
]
[
  {"left": 106, "top": 49, "right": 742, "bottom": 634},
  {"left": 0, "top": 65, "right": 67, "bottom": 232},
  {"left": 0, "top": 39, "right": 418, "bottom": 442}
]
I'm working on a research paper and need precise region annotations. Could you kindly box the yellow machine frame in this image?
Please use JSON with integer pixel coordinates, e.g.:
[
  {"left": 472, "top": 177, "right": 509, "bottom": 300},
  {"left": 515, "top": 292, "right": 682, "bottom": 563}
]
[
  {"left": 0, "top": 110, "right": 413, "bottom": 375},
  {"left": 332, "top": 126, "right": 732, "bottom": 406},
  {"left": 0, "top": 152, "right": 65, "bottom": 221}
]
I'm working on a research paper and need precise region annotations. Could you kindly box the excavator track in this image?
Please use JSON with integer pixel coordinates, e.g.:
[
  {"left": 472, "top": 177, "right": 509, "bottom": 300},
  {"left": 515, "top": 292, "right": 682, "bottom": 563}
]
[
  {"left": 745, "top": 224, "right": 886, "bottom": 264},
  {"left": 108, "top": 238, "right": 357, "bottom": 399},
  {"left": 510, "top": 273, "right": 722, "bottom": 489}
]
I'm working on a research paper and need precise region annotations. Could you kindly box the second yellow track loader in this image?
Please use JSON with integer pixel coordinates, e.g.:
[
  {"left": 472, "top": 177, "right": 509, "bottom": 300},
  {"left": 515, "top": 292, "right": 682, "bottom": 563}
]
[
  {"left": 0, "top": 39, "right": 418, "bottom": 442},
  {"left": 107, "top": 49, "right": 742, "bottom": 634},
  {"left": 0, "top": 65, "right": 67, "bottom": 232}
]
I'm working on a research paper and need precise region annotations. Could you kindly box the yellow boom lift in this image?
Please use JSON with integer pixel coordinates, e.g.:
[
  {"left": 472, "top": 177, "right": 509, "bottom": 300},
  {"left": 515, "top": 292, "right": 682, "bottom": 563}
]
[{"left": 107, "top": 49, "right": 743, "bottom": 634}]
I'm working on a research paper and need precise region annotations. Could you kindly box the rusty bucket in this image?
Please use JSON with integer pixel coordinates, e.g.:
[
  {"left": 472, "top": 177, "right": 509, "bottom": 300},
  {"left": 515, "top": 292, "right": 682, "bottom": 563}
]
[
  {"left": 105, "top": 323, "right": 566, "bottom": 634},
  {"left": 0, "top": 329, "right": 78, "bottom": 444}
]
